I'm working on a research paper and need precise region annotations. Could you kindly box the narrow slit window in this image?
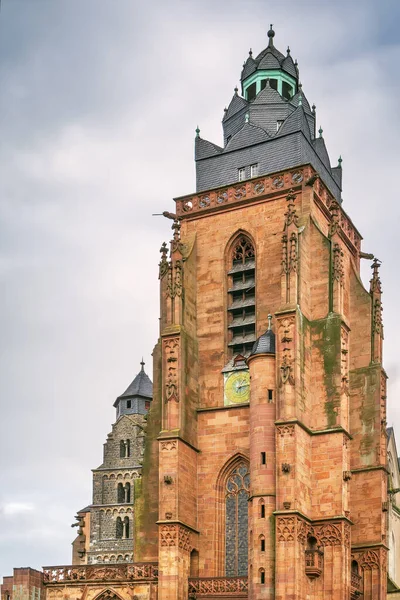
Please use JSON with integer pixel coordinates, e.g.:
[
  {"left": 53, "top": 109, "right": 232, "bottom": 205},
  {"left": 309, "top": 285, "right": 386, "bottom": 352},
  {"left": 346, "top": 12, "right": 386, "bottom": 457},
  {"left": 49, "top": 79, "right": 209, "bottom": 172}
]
[
  {"left": 260, "top": 503, "right": 265, "bottom": 518},
  {"left": 260, "top": 569, "right": 265, "bottom": 584},
  {"left": 268, "top": 389, "right": 273, "bottom": 402},
  {"left": 260, "top": 537, "right": 265, "bottom": 552},
  {"left": 261, "top": 452, "right": 266, "bottom": 465}
]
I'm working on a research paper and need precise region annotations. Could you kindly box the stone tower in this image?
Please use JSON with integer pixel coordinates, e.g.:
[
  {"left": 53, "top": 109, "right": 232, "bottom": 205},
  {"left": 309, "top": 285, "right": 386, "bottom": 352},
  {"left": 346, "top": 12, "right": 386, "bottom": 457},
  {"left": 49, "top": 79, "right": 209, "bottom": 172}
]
[
  {"left": 135, "top": 26, "right": 388, "bottom": 600},
  {"left": 72, "top": 362, "right": 153, "bottom": 565}
]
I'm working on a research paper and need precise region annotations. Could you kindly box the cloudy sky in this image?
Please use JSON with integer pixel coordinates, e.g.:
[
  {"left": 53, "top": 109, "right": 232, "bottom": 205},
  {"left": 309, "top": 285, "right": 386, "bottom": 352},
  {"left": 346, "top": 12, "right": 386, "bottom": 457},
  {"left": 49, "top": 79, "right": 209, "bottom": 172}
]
[{"left": 0, "top": 0, "right": 399, "bottom": 578}]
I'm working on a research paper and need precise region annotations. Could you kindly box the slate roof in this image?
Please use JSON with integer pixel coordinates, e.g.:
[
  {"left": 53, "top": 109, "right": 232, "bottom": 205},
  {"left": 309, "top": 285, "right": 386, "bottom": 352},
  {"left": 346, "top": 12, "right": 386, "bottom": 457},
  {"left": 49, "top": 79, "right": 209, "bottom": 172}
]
[
  {"left": 250, "top": 328, "right": 276, "bottom": 356},
  {"left": 117, "top": 362, "right": 153, "bottom": 400},
  {"left": 195, "top": 136, "right": 223, "bottom": 160},
  {"left": 224, "top": 121, "right": 270, "bottom": 152},
  {"left": 312, "top": 136, "right": 331, "bottom": 170},
  {"left": 241, "top": 27, "right": 298, "bottom": 82},
  {"left": 252, "top": 81, "right": 285, "bottom": 105},
  {"left": 224, "top": 93, "right": 249, "bottom": 121},
  {"left": 194, "top": 27, "right": 342, "bottom": 202},
  {"left": 276, "top": 105, "right": 312, "bottom": 139}
]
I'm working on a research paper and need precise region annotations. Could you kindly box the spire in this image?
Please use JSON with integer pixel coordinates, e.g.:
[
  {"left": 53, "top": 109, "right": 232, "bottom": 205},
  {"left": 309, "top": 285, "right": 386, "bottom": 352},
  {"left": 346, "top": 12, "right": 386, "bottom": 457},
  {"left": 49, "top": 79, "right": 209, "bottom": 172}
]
[
  {"left": 195, "top": 125, "right": 200, "bottom": 138},
  {"left": 318, "top": 126, "right": 323, "bottom": 138},
  {"left": 267, "top": 314, "right": 273, "bottom": 330},
  {"left": 140, "top": 358, "right": 145, "bottom": 371},
  {"left": 338, "top": 155, "right": 342, "bottom": 168}
]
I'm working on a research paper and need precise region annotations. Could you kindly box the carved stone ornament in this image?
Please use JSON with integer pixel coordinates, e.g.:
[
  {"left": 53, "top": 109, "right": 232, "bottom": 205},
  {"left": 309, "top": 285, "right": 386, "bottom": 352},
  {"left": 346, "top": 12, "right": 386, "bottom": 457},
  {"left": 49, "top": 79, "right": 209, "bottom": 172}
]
[
  {"left": 284, "top": 189, "right": 299, "bottom": 227},
  {"left": 370, "top": 258, "right": 382, "bottom": 294},
  {"left": 160, "top": 524, "right": 177, "bottom": 546},
  {"left": 164, "top": 338, "right": 180, "bottom": 402},
  {"left": 314, "top": 523, "right": 342, "bottom": 546},
  {"left": 373, "top": 298, "right": 383, "bottom": 335},
  {"left": 278, "top": 317, "right": 295, "bottom": 386},
  {"left": 329, "top": 201, "right": 341, "bottom": 237},
  {"left": 159, "top": 242, "right": 169, "bottom": 279},
  {"left": 188, "top": 577, "right": 248, "bottom": 594},
  {"left": 277, "top": 424, "right": 295, "bottom": 437},
  {"left": 277, "top": 516, "right": 295, "bottom": 541},
  {"left": 333, "top": 243, "right": 344, "bottom": 285},
  {"left": 160, "top": 440, "right": 177, "bottom": 451}
]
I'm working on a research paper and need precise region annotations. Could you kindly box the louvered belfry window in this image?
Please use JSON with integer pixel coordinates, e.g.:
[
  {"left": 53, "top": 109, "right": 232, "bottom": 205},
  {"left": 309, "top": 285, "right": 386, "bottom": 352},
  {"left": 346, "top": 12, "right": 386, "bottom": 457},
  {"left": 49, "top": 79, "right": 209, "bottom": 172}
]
[{"left": 228, "top": 236, "right": 256, "bottom": 356}]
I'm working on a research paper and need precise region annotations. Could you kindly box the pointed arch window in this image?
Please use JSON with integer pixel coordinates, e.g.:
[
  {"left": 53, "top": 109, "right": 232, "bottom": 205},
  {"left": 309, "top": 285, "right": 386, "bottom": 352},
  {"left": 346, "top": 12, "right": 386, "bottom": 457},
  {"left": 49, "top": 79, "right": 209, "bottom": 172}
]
[
  {"left": 228, "top": 236, "right": 256, "bottom": 356},
  {"left": 225, "top": 462, "right": 250, "bottom": 577}
]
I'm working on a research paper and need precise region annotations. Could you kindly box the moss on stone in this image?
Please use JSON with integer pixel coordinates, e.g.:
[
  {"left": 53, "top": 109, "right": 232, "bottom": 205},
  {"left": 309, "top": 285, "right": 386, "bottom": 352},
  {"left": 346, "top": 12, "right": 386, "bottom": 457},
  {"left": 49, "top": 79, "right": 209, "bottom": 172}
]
[{"left": 312, "top": 313, "right": 341, "bottom": 428}]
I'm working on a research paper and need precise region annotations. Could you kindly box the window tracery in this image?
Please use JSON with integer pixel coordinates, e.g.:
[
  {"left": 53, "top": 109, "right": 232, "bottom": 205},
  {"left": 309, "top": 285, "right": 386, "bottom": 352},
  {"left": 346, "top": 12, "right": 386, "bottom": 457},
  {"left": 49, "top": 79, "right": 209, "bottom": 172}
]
[{"left": 225, "top": 461, "right": 250, "bottom": 577}]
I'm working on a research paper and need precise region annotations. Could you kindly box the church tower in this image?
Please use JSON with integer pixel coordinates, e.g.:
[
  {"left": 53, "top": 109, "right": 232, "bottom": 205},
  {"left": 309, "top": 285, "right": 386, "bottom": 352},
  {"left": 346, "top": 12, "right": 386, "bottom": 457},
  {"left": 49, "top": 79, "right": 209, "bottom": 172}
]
[
  {"left": 71, "top": 362, "right": 153, "bottom": 565},
  {"left": 136, "top": 25, "right": 388, "bottom": 600}
]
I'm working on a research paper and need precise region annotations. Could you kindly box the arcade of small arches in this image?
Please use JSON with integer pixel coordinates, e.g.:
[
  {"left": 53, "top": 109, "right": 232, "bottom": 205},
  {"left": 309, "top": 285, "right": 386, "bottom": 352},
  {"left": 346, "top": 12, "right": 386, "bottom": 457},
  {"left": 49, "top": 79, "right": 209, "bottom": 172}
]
[
  {"left": 89, "top": 553, "right": 133, "bottom": 564},
  {"left": 101, "top": 472, "right": 140, "bottom": 481}
]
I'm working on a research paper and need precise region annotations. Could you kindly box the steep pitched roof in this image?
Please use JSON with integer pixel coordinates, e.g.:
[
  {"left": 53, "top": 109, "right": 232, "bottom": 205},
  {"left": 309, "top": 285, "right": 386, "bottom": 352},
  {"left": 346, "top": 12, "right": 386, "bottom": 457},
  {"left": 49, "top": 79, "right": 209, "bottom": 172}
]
[
  {"left": 312, "top": 136, "right": 332, "bottom": 170},
  {"left": 276, "top": 105, "right": 312, "bottom": 139},
  {"left": 258, "top": 52, "right": 281, "bottom": 70},
  {"left": 224, "top": 93, "right": 249, "bottom": 121},
  {"left": 224, "top": 121, "right": 269, "bottom": 152},
  {"left": 281, "top": 54, "right": 297, "bottom": 78},
  {"left": 253, "top": 82, "right": 286, "bottom": 105},
  {"left": 117, "top": 362, "right": 153, "bottom": 400},
  {"left": 241, "top": 56, "right": 257, "bottom": 80},
  {"left": 290, "top": 90, "right": 313, "bottom": 115},
  {"left": 195, "top": 136, "right": 223, "bottom": 160}
]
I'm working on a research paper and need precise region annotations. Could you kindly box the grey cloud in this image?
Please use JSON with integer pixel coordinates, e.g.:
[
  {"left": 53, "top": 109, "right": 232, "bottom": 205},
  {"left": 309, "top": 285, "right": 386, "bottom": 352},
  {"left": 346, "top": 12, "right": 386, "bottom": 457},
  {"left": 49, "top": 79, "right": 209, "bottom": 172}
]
[{"left": 0, "top": 0, "right": 399, "bottom": 577}]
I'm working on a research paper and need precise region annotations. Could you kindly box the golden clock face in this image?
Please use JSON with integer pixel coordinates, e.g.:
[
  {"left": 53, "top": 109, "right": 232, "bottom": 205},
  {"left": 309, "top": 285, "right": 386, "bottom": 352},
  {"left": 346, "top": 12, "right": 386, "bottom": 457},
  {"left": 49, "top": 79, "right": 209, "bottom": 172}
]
[{"left": 224, "top": 370, "right": 250, "bottom": 406}]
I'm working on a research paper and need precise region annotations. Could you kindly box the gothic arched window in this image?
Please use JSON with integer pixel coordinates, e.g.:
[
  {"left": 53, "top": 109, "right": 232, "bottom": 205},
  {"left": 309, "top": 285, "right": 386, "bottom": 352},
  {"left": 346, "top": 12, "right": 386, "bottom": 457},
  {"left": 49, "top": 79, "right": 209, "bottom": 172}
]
[
  {"left": 225, "top": 461, "right": 250, "bottom": 577},
  {"left": 228, "top": 235, "right": 256, "bottom": 357}
]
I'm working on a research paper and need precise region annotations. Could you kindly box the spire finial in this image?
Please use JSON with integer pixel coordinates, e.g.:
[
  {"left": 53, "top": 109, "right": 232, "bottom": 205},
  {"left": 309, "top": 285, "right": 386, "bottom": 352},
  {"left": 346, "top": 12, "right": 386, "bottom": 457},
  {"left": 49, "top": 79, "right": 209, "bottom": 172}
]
[
  {"left": 312, "top": 103, "right": 316, "bottom": 114},
  {"left": 234, "top": 86, "right": 238, "bottom": 96},
  {"left": 249, "top": 48, "right": 253, "bottom": 57},
  {"left": 140, "top": 358, "right": 145, "bottom": 371},
  {"left": 267, "top": 24, "right": 275, "bottom": 46},
  {"left": 318, "top": 126, "right": 323, "bottom": 138},
  {"left": 195, "top": 125, "right": 200, "bottom": 138},
  {"left": 287, "top": 46, "right": 291, "bottom": 55},
  {"left": 338, "top": 155, "right": 342, "bottom": 168},
  {"left": 267, "top": 314, "right": 273, "bottom": 330},
  {"left": 298, "top": 95, "right": 302, "bottom": 107},
  {"left": 245, "top": 112, "right": 250, "bottom": 123}
]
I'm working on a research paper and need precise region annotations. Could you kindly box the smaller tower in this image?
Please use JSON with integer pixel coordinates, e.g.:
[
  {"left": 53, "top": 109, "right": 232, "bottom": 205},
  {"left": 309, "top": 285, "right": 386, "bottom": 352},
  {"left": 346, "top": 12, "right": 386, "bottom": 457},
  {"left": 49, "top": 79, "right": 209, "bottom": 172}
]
[
  {"left": 74, "top": 362, "right": 153, "bottom": 565},
  {"left": 247, "top": 318, "right": 276, "bottom": 599}
]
